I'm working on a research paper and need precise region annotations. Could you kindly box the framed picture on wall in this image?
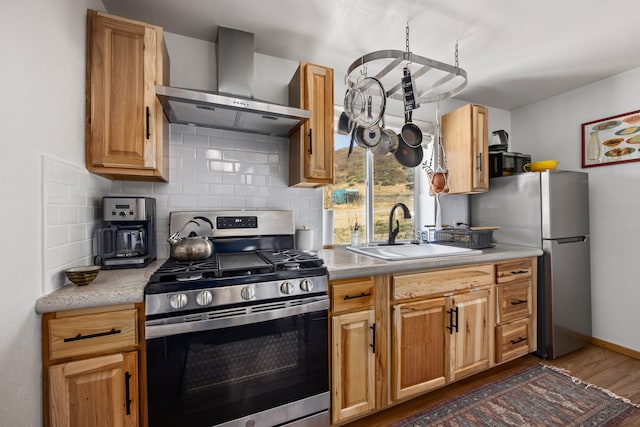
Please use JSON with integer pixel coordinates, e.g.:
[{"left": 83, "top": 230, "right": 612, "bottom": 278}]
[{"left": 581, "top": 109, "right": 640, "bottom": 168}]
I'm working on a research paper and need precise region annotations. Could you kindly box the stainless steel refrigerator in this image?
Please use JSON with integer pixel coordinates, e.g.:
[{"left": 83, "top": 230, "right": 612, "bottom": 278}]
[{"left": 470, "top": 170, "right": 591, "bottom": 359}]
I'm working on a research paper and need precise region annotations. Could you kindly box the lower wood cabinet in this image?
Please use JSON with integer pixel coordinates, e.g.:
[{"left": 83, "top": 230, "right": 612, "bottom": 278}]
[
  {"left": 42, "top": 304, "right": 144, "bottom": 427},
  {"left": 494, "top": 258, "right": 537, "bottom": 363},
  {"left": 331, "top": 309, "right": 375, "bottom": 422},
  {"left": 49, "top": 351, "right": 138, "bottom": 427},
  {"left": 330, "top": 277, "right": 377, "bottom": 423},
  {"left": 392, "top": 287, "right": 492, "bottom": 402},
  {"left": 449, "top": 288, "right": 492, "bottom": 381},
  {"left": 393, "top": 297, "right": 447, "bottom": 400}
]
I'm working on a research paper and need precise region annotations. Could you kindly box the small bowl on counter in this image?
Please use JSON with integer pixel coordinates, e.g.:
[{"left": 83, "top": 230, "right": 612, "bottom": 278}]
[{"left": 65, "top": 266, "right": 101, "bottom": 286}]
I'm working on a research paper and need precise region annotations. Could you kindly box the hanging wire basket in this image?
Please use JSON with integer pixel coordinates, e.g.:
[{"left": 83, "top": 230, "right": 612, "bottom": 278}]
[{"left": 423, "top": 104, "right": 450, "bottom": 196}]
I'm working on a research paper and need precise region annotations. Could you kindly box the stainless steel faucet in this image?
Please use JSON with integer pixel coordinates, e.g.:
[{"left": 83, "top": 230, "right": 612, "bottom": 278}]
[{"left": 388, "top": 202, "right": 412, "bottom": 245}]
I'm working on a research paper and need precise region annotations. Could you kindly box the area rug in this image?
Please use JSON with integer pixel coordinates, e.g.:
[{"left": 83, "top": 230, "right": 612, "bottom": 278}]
[{"left": 391, "top": 364, "right": 640, "bottom": 427}]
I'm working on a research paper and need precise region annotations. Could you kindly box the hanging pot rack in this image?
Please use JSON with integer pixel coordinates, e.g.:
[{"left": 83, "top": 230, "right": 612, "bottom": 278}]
[{"left": 345, "top": 25, "right": 467, "bottom": 104}]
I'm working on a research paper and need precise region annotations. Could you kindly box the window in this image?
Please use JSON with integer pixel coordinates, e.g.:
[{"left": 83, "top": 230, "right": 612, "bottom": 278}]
[{"left": 324, "top": 111, "right": 435, "bottom": 246}]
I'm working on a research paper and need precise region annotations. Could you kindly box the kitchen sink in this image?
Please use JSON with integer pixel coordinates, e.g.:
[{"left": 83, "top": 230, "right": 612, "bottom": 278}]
[{"left": 346, "top": 243, "right": 481, "bottom": 261}]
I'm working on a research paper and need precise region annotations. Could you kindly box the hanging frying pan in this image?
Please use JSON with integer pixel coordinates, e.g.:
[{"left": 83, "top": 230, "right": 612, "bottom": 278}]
[
  {"left": 400, "top": 111, "right": 423, "bottom": 148},
  {"left": 394, "top": 131, "right": 423, "bottom": 167}
]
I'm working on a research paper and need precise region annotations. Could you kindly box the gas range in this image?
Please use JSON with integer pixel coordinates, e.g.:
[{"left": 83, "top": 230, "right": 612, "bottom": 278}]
[{"left": 144, "top": 210, "right": 328, "bottom": 317}]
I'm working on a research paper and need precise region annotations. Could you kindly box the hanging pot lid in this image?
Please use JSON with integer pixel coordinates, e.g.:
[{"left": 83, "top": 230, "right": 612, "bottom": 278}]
[{"left": 351, "top": 77, "right": 386, "bottom": 128}]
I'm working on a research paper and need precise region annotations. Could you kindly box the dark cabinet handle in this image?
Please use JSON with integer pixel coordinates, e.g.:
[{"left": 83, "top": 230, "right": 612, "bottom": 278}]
[
  {"left": 477, "top": 152, "right": 483, "bottom": 171},
  {"left": 145, "top": 106, "right": 151, "bottom": 139},
  {"left": 446, "top": 307, "right": 459, "bottom": 335},
  {"left": 308, "top": 129, "right": 313, "bottom": 155},
  {"left": 511, "top": 299, "right": 528, "bottom": 306},
  {"left": 63, "top": 328, "right": 121, "bottom": 342},
  {"left": 343, "top": 292, "right": 372, "bottom": 301},
  {"left": 125, "top": 371, "right": 132, "bottom": 415},
  {"left": 510, "top": 269, "right": 528, "bottom": 275},
  {"left": 370, "top": 324, "right": 376, "bottom": 354},
  {"left": 510, "top": 337, "right": 527, "bottom": 345}
]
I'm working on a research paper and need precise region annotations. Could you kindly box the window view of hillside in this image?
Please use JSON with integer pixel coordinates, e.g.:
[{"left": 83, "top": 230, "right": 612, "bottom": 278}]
[{"left": 324, "top": 137, "right": 415, "bottom": 245}]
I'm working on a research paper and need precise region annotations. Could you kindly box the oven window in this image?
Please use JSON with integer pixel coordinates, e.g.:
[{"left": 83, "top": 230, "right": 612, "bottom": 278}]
[{"left": 146, "top": 310, "right": 328, "bottom": 427}]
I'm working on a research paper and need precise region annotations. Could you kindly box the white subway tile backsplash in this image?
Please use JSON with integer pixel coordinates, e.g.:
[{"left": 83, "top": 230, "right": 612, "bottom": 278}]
[
  {"left": 183, "top": 133, "right": 209, "bottom": 146},
  {"left": 42, "top": 156, "right": 110, "bottom": 294},
  {"left": 233, "top": 185, "right": 258, "bottom": 197},
  {"left": 209, "top": 160, "right": 234, "bottom": 173},
  {"left": 58, "top": 205, "right": 79, "bottom": 225},
  {"left": 195, "top": 196, "right": 222, "bottom": 208},
  {"left": 195, "top": 126, "right": 223, "bottom": 137},
  {"left": 204, "top": 148, "right": 222, "bottom": 160},
  {"left": 60, "top": 164, "right": 79, "bottom": 187},
  {"left": 182, "top": 183, "right": 209, "bottom": 195},
  {"left": 220, "top": 196, "right": 246, "bottom": 208},
  {"left": 209, "top": 136, "right": 235, "bottom": 149},
  {"left": 47, "top": 226, "right": 69, "bottom": 248},
  {"left": 209, "top": 184, "right": 234, "bottom": 196},
  {"left": 69, "top": 224, "right": 87, "bottom": 243},
  {"left": 121, "top": 181, "right": 154, "bottom": 195},
  {"left": 168, "top": 194, "right": 197, "bottom": 207},
  {"left": 246, "top": 152, "right": 269, "bottom": 164},
  {"left": 42, "top": 126, "right": 325, "bottom": 295},
  {"left": 196, "top": 170, "right": 223, "bottom": 184},
  {"left": 222, "top": 173, "right": 245, "bottom": 185}
]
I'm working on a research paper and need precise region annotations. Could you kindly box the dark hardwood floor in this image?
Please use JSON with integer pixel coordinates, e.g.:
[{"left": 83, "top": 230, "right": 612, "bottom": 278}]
[{"left": 343, "top": 344, "right": 640, "bottom": 427}]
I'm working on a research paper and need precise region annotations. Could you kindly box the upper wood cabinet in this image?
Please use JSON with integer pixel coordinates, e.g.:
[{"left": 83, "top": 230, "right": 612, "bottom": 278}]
[
  {"left": 86, "top": 10, "right": 170, "bottom": 181},
  {"left": 288, "top": 62, "right": 334, "bottom": 187},
  {"left": 441, "top": 103, "right": 488, "bottom": 194}
]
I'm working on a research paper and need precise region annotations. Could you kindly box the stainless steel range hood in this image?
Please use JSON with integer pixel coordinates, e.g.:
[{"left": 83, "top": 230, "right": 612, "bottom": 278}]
[{"left": 156, "top": 27, "right": 309, "bottom": 137}]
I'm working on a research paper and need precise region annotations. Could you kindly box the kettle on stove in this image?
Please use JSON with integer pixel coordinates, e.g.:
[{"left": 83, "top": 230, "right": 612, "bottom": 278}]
[{"left": 489, "top": 130, "right": 509, "bottom": 152}]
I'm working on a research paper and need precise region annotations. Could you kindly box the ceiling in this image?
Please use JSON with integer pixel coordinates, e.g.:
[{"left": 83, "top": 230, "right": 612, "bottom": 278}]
[{"left": 102, "top": 0, "right": 640, "bottom": 110}]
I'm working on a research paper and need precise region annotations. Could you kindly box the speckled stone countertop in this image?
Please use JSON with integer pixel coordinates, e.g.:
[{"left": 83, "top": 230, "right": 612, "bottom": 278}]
[
  {"left": 319, "top": 243, "right": 542, "bottom": 280},
  {"left": 35, "top": 244, "right": 542, "bottom": 314}
]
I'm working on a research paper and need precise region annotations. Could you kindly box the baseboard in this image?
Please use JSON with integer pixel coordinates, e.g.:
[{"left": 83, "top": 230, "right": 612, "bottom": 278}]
[{"left": 591, "top": 337, "right": 640, "bottom": 360}]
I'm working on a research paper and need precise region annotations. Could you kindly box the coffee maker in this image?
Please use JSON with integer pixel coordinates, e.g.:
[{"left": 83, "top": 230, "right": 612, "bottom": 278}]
[{"left": 96, "top": 196, "right": 156, "bottom": 269}]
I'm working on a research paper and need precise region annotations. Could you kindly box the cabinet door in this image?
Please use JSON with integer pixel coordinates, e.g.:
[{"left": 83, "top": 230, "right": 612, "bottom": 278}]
[
  {"left": 332, "top": 310, "right": 375, "bottom": 423},
  {"left": 442, "top": 103, "right": 488, "bottom": 194},
  {"left": 471, "top": 104, "right": 489, "bottom": 191},
  {"left": 87, "top": 10, "right": 168, "bottom": 181},
  {"left": 49, "top": 351, "right": 138, "bottom": 427},
  {"left": 392, "top": 298, "right": 447, "bottom": 401},
  {"left": 289, "top": 62, "right": 334, "bottom": 187},
  {"left": 449, "top": 289, "right": 491, "bottom": 381}
]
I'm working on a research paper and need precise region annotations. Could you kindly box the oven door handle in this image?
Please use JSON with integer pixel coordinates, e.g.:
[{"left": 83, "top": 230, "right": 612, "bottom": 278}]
[{"left": 146, "top": 296, "right": 329, "bottom": 339}]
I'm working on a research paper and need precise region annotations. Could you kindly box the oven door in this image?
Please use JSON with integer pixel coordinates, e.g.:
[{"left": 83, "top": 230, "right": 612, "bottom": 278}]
[{"left": 145, "top": 295, "right": 329, "bottom": 427}]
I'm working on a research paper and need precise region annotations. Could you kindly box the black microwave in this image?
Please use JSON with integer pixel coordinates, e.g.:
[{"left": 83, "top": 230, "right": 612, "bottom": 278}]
[{"left": 489, "top": 152, "right": 531, "bottom": 178}]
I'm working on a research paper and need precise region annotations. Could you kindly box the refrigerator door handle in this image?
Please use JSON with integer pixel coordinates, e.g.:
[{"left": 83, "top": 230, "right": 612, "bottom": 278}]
[{"left": 554, "top": 236, "right": 588, "bottom": 244}]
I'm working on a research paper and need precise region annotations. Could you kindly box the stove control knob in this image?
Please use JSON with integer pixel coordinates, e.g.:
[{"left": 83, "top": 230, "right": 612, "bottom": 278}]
[
  {"left": 196, "top": 290, "right": 213, "bottom": 306},
  {"left": 169, "top": 293, "right": 188, "bottom": 309},
  {"left": 300, "top": 279, "right": 314, "bottom": 292},
  {"left": 280, "top": 281, "right": 295, "bottom": 295},
  {"left": 241, "top": 286, "right": 256, "bottom": 301}
]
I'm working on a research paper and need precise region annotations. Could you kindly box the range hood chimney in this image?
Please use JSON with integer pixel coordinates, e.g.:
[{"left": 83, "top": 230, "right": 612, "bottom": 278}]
[{"left": 156, "top": 27, "right": 309, "bottom": 137}]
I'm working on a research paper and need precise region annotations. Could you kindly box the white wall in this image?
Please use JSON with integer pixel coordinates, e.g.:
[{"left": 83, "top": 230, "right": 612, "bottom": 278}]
[
  {"left": 0, "top": 0, "right": 105, "bottom": 425},
  {"left": 512, "top": 67, "right": 640, "bottom": 352}
]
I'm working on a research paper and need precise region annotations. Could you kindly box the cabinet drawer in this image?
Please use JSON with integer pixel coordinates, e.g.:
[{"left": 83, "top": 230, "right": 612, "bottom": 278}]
[
  {"left": 496, "top": 258, "right": 534, "bottom": 284},
  {"left": 496, "top": 280, "right": 532, "bottom": 324},
  {"left": 48, "top": 309, "right": 138, "bottom": 360},
  {"left": 393, "top": 264, "right": 494, "bottom": 301},
  {"left": 331, "top": 277, "right": 375, "bottom": 314},
  {"left": 495, "top": 318, "right": 530, "bottom": 363}
]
